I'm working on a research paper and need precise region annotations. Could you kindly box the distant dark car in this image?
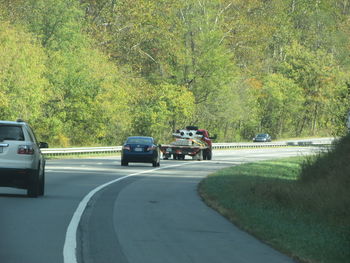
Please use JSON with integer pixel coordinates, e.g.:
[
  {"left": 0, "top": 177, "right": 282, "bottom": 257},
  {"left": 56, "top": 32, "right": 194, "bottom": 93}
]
[
  {"left": 121, "top": 136, "right": 160, "bottom": 167},
  {"left": 253, "top": 133, "right": 272, "bottom": 142}
]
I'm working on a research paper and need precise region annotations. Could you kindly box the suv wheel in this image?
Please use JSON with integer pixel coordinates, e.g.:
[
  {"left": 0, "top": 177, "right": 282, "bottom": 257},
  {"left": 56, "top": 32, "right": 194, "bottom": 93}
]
[
  {"left": 27, "top": 166, "right": 42, "bottom": 198},
  {"left": 38, "top": 170, "right": 45, "bottom": 196},
  {"left": 27, "top": 177, "right": 39, "bottom": 198}
]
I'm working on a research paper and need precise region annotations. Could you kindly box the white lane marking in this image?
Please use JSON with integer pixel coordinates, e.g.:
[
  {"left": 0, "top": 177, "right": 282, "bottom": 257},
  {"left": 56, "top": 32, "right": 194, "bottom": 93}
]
[{"left": 63, "top": 162, "right": 192, "bottom": 263}]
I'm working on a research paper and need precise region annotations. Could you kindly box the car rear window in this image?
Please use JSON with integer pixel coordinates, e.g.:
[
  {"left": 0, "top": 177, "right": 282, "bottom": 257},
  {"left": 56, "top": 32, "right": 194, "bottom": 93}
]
[
  {"left": 126, "top": 138, "right": 153, "bottom": 144},
  {"left": 0, "top": 125, "right": 24, "bottom": 141}
]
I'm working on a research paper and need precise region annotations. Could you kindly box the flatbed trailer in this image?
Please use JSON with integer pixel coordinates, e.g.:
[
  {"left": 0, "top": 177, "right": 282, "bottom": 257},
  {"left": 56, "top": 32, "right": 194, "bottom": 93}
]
[
  {"left": 160, "top": 126, "right": 215, "bottom": 160},
  {"left": 160, "top": 144, "right": 209, "bottom": 160}
]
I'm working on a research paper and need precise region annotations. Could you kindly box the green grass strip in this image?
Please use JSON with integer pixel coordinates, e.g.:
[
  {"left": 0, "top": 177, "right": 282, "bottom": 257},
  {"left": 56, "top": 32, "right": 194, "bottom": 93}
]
[{"left": 198, "top": 157, "right": 349, "bottom": 263}]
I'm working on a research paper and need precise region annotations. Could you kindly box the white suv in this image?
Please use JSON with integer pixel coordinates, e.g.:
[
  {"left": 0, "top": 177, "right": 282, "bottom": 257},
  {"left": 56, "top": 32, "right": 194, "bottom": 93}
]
[{"left": 0, "top": 120, "right": 48, "bottom": 197}]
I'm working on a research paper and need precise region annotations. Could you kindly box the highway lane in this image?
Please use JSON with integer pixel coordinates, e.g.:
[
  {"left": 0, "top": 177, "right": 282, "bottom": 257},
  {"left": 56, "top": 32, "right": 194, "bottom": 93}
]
[
  {"left": 0, "top": 147, "right": 319, "bottom": 263},
  {"left": 0, "top": 157, "right": 127, "bottom": 263}
]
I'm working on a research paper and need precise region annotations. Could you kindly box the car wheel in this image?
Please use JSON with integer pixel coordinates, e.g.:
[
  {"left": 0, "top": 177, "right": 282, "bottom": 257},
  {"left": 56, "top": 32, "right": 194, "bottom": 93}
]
[
  {"left": 152, "top": 160, "right": 157, "bottom": 167},
  {"left": 121, "top": 160, "right": 128, "bottom": 166}
]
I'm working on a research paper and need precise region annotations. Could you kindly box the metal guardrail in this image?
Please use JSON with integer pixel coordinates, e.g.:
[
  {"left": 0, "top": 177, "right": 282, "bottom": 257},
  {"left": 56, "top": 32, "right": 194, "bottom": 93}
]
[
  {"left": 41, "top": 138, "right": 335, "bottom": 156},
  {"left": 213, "top": 139, "right": 335, "bottom": 149},
  {"left": 42, "top": 146, "right": 122, "bottom": 156},
  {"left": 213, "top": 142, "right": 286, "bottom": 149}
]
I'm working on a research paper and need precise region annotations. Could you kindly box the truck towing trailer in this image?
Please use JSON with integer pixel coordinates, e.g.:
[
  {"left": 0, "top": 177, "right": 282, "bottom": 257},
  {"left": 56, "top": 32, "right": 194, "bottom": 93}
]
[{"left": 160, "top": 126, "right": 215, "bottom": 160}]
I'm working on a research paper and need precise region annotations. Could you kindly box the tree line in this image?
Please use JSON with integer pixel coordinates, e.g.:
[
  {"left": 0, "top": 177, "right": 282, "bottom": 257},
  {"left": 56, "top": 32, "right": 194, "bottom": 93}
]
[{"left": 0, "top": 0, "right": 349, "bottom": 146}]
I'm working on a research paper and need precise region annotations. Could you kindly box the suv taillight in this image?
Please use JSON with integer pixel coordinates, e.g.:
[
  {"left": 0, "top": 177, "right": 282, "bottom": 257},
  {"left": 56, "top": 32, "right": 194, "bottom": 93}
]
[{"left": 18, "top": 145, "right": 35, "bottom": 155}]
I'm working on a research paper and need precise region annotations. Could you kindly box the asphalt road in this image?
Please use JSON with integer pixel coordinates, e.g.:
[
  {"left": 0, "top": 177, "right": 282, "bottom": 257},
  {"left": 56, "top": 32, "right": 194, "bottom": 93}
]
[{"left": 0, "top": 147, "right": 319, "bottom": 263}]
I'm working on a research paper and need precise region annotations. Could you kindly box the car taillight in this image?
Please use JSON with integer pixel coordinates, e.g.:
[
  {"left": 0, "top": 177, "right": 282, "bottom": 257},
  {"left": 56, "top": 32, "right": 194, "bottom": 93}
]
[
  {"left": 123, "top": 145, "right": 131, "bottom": 151},
  {"left": 146, "top": 146, "right": 156, "bottom": 151},
  {"left": 18, "top": 145, "right": 35, "bottom": 155}
]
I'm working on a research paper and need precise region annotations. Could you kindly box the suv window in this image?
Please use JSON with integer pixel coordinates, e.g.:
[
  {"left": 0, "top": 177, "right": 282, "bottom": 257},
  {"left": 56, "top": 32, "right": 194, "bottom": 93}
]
[
  {"left": 26, "top": 126, "right": 37, "bottom": 143},
  {"left": 0, "top": 125, "right": 24, "bottom": 141}
]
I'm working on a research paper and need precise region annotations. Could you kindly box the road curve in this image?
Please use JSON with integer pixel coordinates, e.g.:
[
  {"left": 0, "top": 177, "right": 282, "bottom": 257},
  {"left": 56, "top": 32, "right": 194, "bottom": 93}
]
[{"left": 0, "top": 147, "right": 318, "bottom": 263}]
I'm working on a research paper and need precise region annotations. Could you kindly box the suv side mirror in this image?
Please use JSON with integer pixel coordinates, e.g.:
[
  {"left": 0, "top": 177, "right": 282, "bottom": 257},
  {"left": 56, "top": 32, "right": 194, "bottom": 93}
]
[{"left": 39, "top": 142, "right": 49, "bottom": 148}]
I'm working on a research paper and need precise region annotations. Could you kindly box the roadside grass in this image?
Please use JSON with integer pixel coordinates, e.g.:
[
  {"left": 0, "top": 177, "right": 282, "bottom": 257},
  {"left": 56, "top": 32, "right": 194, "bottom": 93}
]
[{"left": 199, "top": 145, "right": 350, "bottom": 263}]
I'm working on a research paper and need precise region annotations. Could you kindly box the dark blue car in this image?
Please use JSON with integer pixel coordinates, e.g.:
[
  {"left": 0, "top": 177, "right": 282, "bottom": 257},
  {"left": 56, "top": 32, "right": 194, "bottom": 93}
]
[{"left": 121, "top": 136, "right": 160, "bottom": 167}]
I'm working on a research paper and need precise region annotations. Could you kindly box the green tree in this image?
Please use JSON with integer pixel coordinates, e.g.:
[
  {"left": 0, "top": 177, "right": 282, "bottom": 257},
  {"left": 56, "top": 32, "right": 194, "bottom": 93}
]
[
  {"left": 131, "top": 83, "right": 195, "bottom": 142},
  {"left": 2, "top": 0, "right": 85, "bottom": 49},
  {"left": 1, "top": 0, "right": 349, "bottom": 144},
  {"left": 0, "top": 0, "right": 136, "bottom": 146},
  {"left": 278, "top": 41, "right": 346, "bottom": 135},
  {"left": 0, "top": 22, "right": 48, "bottom": 125},
  {"left": 257, "top": 73, "right": 303, "bottom": 137}
]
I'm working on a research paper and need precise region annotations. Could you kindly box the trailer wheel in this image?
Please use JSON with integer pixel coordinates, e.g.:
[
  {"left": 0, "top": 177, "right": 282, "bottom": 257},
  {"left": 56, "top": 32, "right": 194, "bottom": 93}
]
[
  {"left": 203, "top": 149, "right": 212, "bottom": 160},
  {"left": 207, "top": 150, "right": 212, "bottom": 160},
  {"left": 197, "top": 150, "right": 203, "bottom": 161},
  {"left": 203, "top": 150, "right": 207, "bottom": 160}
]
